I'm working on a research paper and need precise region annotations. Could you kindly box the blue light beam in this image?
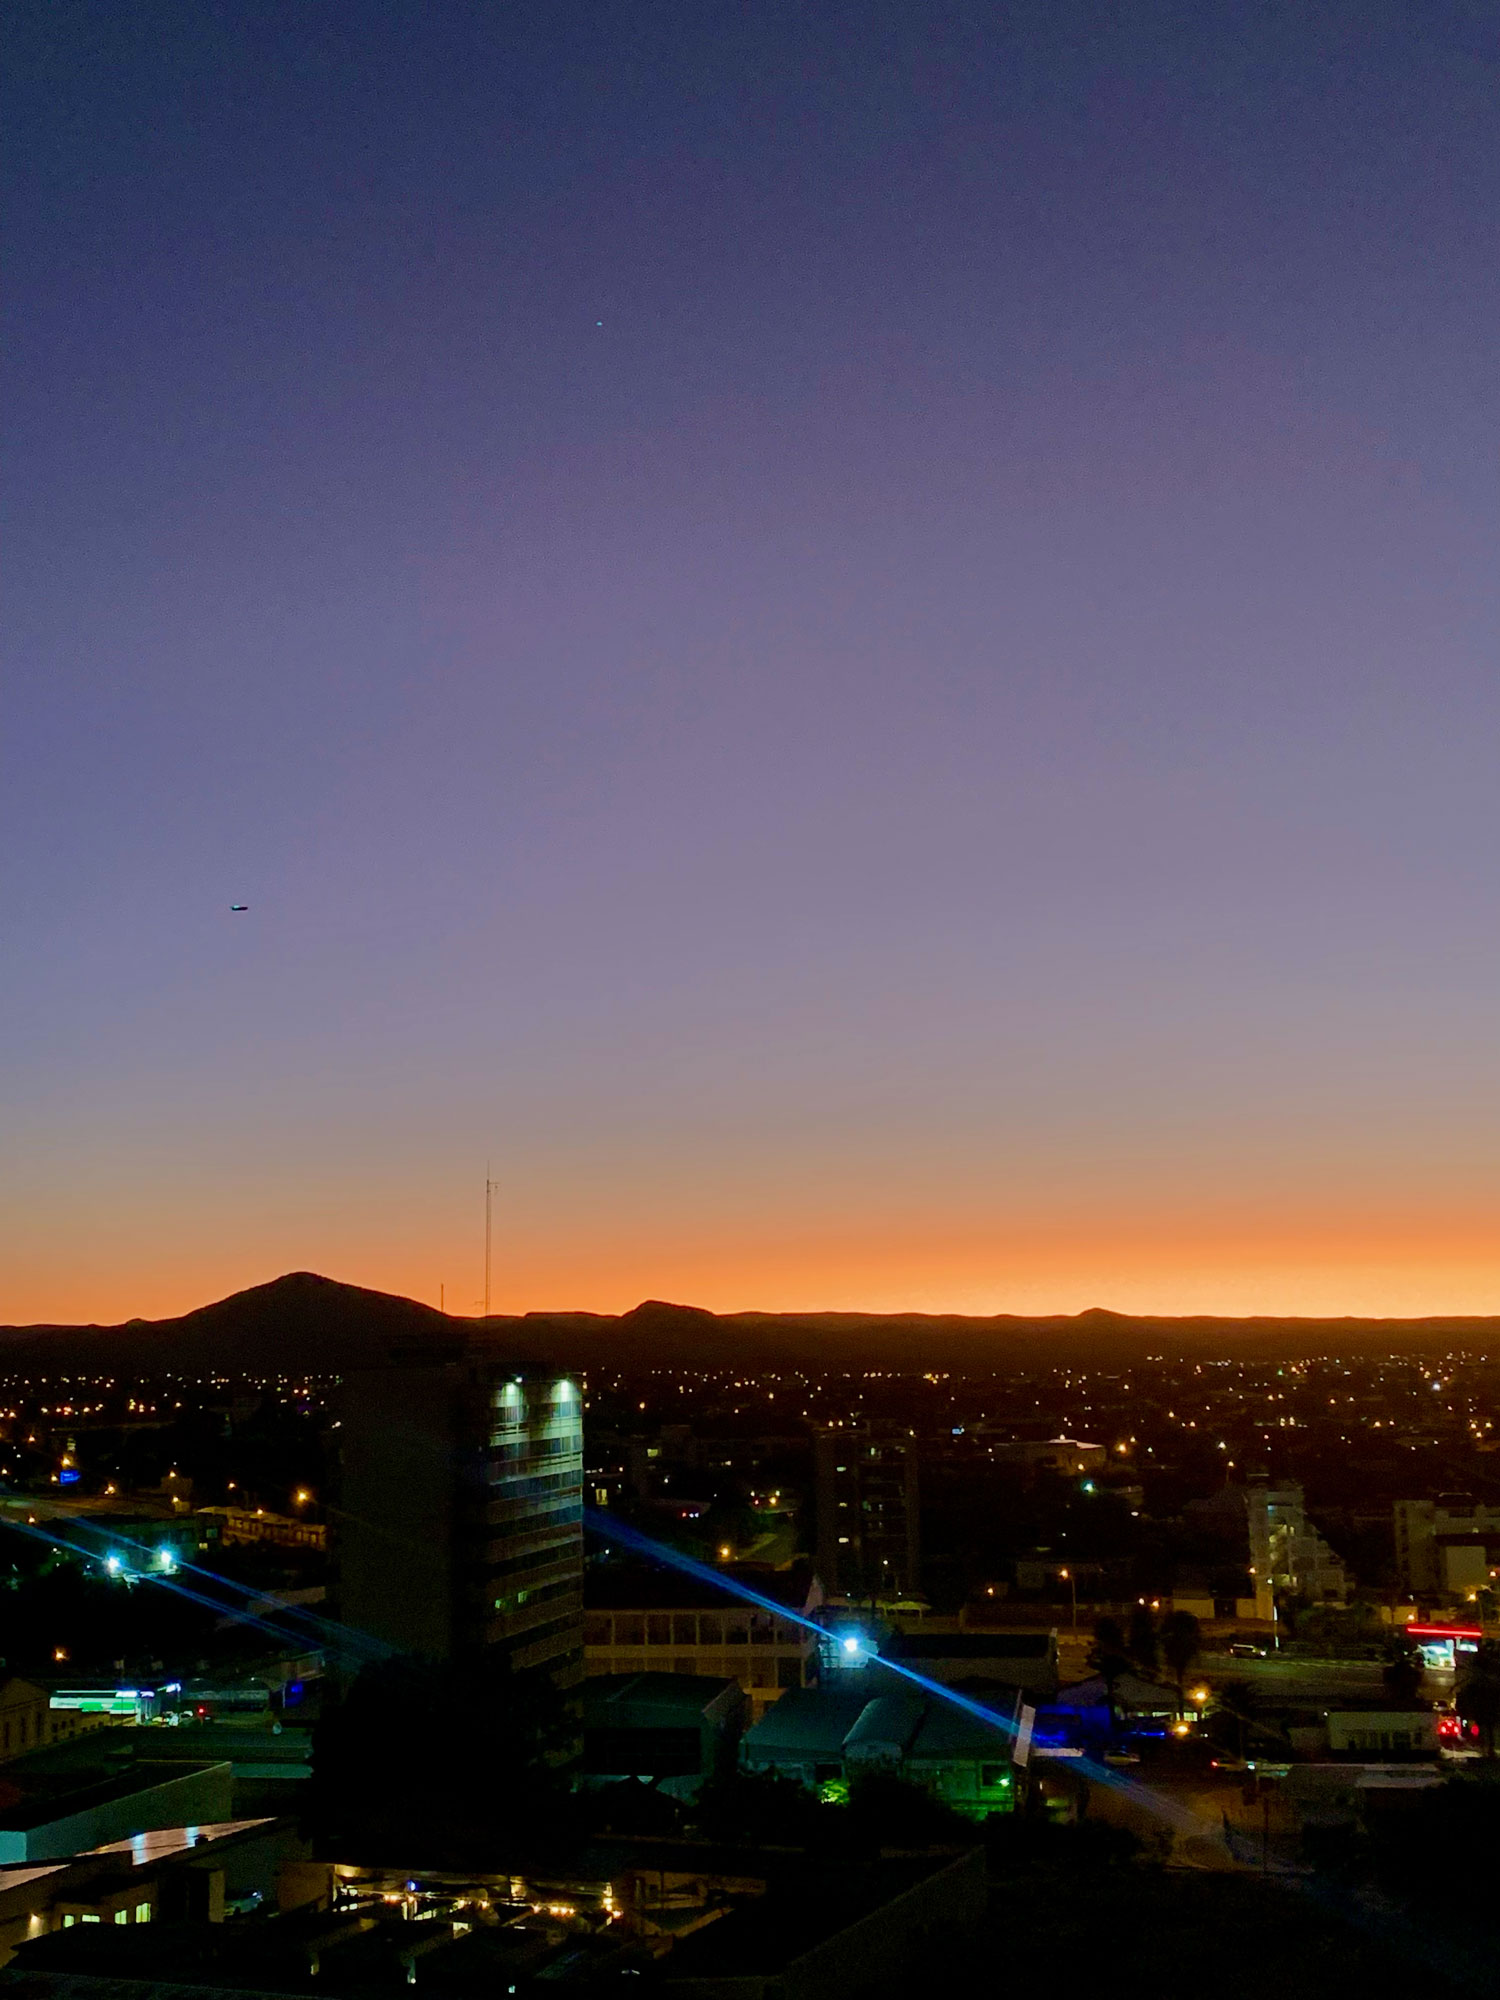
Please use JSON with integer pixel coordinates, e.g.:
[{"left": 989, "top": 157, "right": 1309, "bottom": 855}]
[{"left": 583, "top": 1508, "right": 1216, "bottom": 1841}]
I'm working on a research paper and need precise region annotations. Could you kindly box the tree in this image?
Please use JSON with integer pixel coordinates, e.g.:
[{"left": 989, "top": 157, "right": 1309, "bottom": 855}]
[
  {"left": 1456, "top": 1640, "right": 1500, "bottom": 1758},
  {"left": 1087, "top": 1616, "right": 1131, "bottom": 1724},
  {"left": 843, "top": 1769, "right": 973, "bottom": 1848},
  {"left": 307, "top": 1652, "right": 577, "bottom": 1862},
  {"left": 692, "top": 1766, "right": 826, "bottom": 1847},
  {"left": 1126, "top": 1605, "right": 1158, "bottom": 1675},
  {"left": 1208, "top": 1678, "right": 1256, "bottom": 1761},
  {"left": 1380, "top": 1632, "right": 1424, "bottom": 1704},
  {"left": 1159, "top": 1610, "right": 1202, "bottom": 1713}
]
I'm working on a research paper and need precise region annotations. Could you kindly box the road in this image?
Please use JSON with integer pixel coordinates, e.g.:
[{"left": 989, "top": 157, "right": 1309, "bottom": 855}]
[{"left": 1199, "top": 1649, "right": 1390, "bottom": 1701}]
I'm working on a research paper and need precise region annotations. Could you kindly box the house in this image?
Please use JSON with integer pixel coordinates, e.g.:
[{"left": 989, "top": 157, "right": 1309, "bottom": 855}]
[{"left": 741, "top": 1686, "right": 1016, "bottom": 1818}]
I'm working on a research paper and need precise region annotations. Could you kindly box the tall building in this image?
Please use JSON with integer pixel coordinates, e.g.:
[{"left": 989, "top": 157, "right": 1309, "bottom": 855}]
[
  {"left": 1396, "top": 1495, "right": 1500, "bottom": 1598},
  {"left": 1249, "top": 1482, "right": 1348, "bottom": 1607},
  {"left": 814, "top": 1427, "right": 921, "bottom": 1604},
  {"left": 1185, "top": 1478, "right": 1346, "bottom": 1613},
  {"left": 336, "top": 1351, "right": 584, "bottom": 1689}
]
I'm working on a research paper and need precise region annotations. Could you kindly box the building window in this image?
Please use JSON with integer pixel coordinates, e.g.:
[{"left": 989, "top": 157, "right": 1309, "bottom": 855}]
[
  {"left": 114, "top": 1910, "right": 129, "bottom": 1925},
  {"left": 672, "top": 1615, "right": 697, "bottom": 1646},
  {"left": 135, "top": 1904, "right": 151, "bottom": 1923},
  {"left": 647, "top": 1616, "right": 671, "bottom": 1647}
]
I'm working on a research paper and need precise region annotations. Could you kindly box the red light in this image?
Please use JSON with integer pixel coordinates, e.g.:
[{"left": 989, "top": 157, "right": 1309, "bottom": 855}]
[{"left": 1407, "top": 1625, "right": 1482, "bottom": 1640}]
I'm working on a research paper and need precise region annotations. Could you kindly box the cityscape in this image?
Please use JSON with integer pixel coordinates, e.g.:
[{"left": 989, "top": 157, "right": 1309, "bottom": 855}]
[
  {"left": 7, "top": 0, "right": 1499, "bottom": 1994},
  {"left": 2, "top": 1280, "right": 1499, "bottom": 1993}
]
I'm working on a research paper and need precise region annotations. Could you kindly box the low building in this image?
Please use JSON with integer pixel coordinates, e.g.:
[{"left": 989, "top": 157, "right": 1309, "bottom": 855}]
[
  {"left": 1325, "top": 1707, "right": 1438, "bottom": 1758},
  {"left": 0, "top": 1818, "right": 304, "bottom": 1967},
  {"left": 1, "top": 1680, "right": 65, "bottom": 1763},
  {"left": 195, "top": 1505, "right": 326, "bottom": 1552},
  {"left": 656, "top": 1848, "right": 984, "bottom": 2000},
  {"left": 742, "top": 1686, "right": 1016, "bottom": 1818},
  {"left": 0, "top": 1733, "right": 234, "bottom": 1864},
  {"left": 584, "top": 1565, "right": 822, "bottom": 1720},
  {"left": 982, "top": 1437, "right": 1106, "bottom": 1479},
  {"left": 581, "top": 1673, "right": 746, "bottom": 1794},
  {"left": 879, "top": 1630, "right": 1058, "bottom": 1700},
  {"left": 6, "top": 1842, "right": 984, "bottom": 2000},
  {"left": 1031, "top": 1672, "right": 1180, "bottom": 1752}
]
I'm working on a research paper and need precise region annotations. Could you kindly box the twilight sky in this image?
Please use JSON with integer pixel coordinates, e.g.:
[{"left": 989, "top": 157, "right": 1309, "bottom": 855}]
[{"left": 4, "top": 0, "right": 1499, "bottom": 1324}]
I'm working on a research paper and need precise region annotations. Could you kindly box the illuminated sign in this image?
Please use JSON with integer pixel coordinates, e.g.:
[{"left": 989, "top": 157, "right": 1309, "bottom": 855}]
[{"left": 1407, "top": 1626, "right": 1481, "bottom": 1672}]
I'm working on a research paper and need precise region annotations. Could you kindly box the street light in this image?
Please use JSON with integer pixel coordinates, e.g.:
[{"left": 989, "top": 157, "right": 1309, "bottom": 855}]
[{"left": 1059, "top": 1567, "right": 1078, "bottom": 1631}]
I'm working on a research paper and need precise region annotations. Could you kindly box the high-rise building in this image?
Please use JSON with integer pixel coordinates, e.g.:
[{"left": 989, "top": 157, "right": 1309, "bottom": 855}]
[
  {"left": 1185, "top": 1478, "right": 1345, "bottom": 1613},
  {"left": 814, "top": 1427, "right": 920, "bottom": 1604},
  {"left": 1223, "top": 1480, "right": 1346, "bottom": 1608},
  {"left": 1395, "top": 1495, "right": 1500, "bottom": 1598},
  {"left": 335, "top": 1350, "right": 584, "bottom": 1689}
]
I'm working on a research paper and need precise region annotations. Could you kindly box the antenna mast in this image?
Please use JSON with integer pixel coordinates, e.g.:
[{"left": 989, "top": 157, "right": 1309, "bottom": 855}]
[{"left": 483, "top": 1165, "right": 496, "bottom": 1319}]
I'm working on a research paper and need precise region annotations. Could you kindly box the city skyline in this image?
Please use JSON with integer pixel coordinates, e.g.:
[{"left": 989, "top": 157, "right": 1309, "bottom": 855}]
[{"left": 6, "top": 1, "right": 1498, "bottom": 1326}]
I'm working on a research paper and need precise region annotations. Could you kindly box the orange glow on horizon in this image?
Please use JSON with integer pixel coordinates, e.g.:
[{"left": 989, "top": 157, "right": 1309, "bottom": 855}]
[{"left": 8, "top": 1204, "right": 1500, "bottom": 1328}]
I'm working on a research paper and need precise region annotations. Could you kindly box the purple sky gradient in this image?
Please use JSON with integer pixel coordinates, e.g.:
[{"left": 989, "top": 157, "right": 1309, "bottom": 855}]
[{"left": 4, "top": 1, "right": 1498, "bottom": 1320}]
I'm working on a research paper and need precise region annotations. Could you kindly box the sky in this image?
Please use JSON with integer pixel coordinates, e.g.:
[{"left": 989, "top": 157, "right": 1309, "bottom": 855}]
[{"left": 4, "top": 0, "right": 1499, "bottom": 1325}]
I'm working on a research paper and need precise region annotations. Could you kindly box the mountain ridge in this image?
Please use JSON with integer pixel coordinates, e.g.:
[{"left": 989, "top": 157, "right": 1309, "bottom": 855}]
[{"left": 1, "top": 1272, "right": 1496, "bottom": 1374}]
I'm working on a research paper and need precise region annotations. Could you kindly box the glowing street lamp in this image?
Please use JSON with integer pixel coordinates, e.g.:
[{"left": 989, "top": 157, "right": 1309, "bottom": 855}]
[{"left": 1059, "top": 1567, "right": 1078, "bottom": 1630}]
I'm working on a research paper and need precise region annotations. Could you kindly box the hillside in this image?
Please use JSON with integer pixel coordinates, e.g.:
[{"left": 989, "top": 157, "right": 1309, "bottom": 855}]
[{"left": 0, "top": 1273, "right": 1496, "bottom": 1376}]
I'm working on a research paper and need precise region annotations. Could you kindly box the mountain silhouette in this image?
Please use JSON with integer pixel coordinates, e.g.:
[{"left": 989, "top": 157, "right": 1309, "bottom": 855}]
[{"left": 0, "top": 1274, "right": 1496, "bottom": 1375}]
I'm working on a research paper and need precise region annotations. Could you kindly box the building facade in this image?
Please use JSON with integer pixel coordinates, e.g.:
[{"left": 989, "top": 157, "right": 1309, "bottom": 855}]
[
  {"left": 337, "top": 1352, "right": 584, "bottom": 1688},
  {"left": 814, "top": 1429, "right": 920, "bottom": 1604},
  {"left": 1395, "top": 1496, "right": 1500, "bottom": 1599},
  {"left": 583, "top": 1565, "right": 821, "bottom": 1720},
  {"left": 742, "top": 1686, "right": 1016, "bottom": 1818}
]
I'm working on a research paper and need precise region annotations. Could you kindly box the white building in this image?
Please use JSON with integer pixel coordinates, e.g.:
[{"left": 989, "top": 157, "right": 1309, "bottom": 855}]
[{"left": 1395, "top": 1496, "right": 1500, "bottom": 1599}]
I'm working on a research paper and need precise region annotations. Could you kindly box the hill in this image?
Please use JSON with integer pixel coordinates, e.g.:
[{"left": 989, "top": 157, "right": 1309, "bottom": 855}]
[{"left": 0, "top": 1273, "right": 1496, "bottom": 1376}]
